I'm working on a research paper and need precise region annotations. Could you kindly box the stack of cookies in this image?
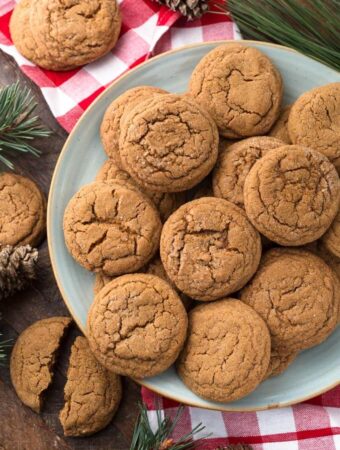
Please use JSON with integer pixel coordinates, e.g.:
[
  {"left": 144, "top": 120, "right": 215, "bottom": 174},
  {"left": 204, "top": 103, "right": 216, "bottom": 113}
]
[{"left": 63, "top": 43, "right": 340, "bottom": 405}]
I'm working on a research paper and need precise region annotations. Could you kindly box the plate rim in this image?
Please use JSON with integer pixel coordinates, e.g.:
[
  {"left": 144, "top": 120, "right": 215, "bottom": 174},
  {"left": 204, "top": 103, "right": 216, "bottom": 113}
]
[{"left": 47, "top": 40, "right": 340, "bottom": 412}]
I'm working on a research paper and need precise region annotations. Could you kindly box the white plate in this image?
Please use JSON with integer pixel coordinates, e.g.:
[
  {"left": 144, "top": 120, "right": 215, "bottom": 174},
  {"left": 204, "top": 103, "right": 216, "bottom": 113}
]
[{"left": 48, "top": 41, "right": 340, "bottom": 411}]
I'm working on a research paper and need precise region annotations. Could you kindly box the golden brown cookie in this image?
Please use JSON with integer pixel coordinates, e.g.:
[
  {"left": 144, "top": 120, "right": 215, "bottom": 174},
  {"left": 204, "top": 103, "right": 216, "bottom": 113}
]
[
  {"left": 87, "top": 274, "right": 188, "bottom": 378},
  {"left": 11, "top": 0, "right": 121, "bottom": 71},
  {"left": 100, "top": 87, "right": 167, "bottom": 165},
  {"left": 0, "top": 173, "right": 46, "bottom": 247},
  {"left": 306, "top": 241, "right": 340, "bottom": 282},
  {"left": 268, "top": 105, "right": 292, "bottom": 144},
  {"left": 212, "top": 136, "right": 284, "bottom": 208},
  {"left": 240, "top": 248, "right": 340, "bottom": 353},
  {"left": 63, "top": 180, "right": 162, "bottom": 276},
  {"left": 177, "top": 299, "right": 270, "bottom": 402},
  {"left": 266, "top": 348, "right": 297, "bottom": 378},
  {"left": 93, "top": 272, "right": 113, "bottom": 296},
  {"left": 322, "top": 208, "right": 340, "bottom": 258},
  {"left": 119, "top": 94, "right": 219, "bottom": 192},
  {"left": 160, "top": 198, "right": 261, "bottom": 301},
  {"left": 288, "top": 83, "right": 340, "bottom": 172},
  {"left": 59, "top": 336, "right": 122, "bottom": 437},
  {"left": 10, "top": 317, "right": 71, "bottom": 412},
  {"left": 189, "top": 44, "right": 282, "bottom": 138},
  {"left": 96, "top": 159, "right": 185, "bottom": 221},
  {"left": 244, "top": 145, "right": 340, "bottom": 246}
]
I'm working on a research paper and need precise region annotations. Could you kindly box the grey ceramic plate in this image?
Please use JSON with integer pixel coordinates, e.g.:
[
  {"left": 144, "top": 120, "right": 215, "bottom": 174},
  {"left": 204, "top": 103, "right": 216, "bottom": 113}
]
[{"left": 48, "top": 41, "right": 340, "bottom": 411}]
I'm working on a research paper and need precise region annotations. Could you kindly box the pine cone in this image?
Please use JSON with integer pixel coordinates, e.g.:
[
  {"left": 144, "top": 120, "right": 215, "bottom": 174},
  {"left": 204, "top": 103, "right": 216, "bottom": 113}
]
[
  {"left": 217, "top": 445, "right": 253, "bottom": 450},
  {"left": 0, "top": 245, "right": 38, "bottom": 301},
  {"left": 155, "top": 0, "right": 209, "bottom": 20}
]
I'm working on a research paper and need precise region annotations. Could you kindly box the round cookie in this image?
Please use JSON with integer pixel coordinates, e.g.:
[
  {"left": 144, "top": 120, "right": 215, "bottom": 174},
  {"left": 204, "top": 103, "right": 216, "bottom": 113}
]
[
  {"left": 100, "top": 87, "right": 167, "bottom": 165},
  {"left": 160, "top": 197, "right": 262, "bottom": 301},
  {"left": 87, "top": 273, "right": 188, "bottom": 378},
  {"left": 94, "top": 272, "right": 113, "bottom": 296},
  {"left": 240, "top": 248, "right": 340, "bottom": 353},
  {"left": 20, "top": 0, "right": 121, "bottom": 71},
  {"left": 119, "top": 94, "right": 219, "bottom": 192},
  {"left": 96, "top": 159, "right": 185, "bottom": 221},
  {"left": 63, "top": 180, "right": 162, "bottom": 276},
  {"left": 322, "top": 208, "right": 340, "bottom": 258},
  {"left": 59, "top": 336, "right": 122, "bottom": 437},
  {"left": 212, "top": 136, "right": 284, "bottom": 208},
  {"left": 266, "top": 348, "right": 297, "bottom": 378},
  {"left": 189, "top": 44, "right": 282, "bottom": 138},
  {"left": 244, "top": 145, "right": 340, "bottom": 246},
  {"left": 0, "top": 172, "right": 46, "bottom": 247},
  {"left": 10, "top": 317, "right": 71, "bottom": 412},
  {"left": 177, "top": 299, "right": 271, "bottom": 402},
  {"left": 288, "top": 83, "right": 340, "bottom": 172},
  {"left": 268, "top": 105, "right": 292, "bottom": 144}
]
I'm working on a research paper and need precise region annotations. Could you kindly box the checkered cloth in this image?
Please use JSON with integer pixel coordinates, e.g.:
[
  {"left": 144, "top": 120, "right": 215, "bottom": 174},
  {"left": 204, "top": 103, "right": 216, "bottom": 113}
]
[{"left": 1, "top": 1, "right": 339, "bottom": 448}]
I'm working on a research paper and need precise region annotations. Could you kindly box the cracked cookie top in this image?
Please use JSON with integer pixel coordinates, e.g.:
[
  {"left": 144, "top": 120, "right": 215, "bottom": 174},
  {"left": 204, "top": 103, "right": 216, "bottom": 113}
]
[
  {"left": 177, "top": 299, "right": 270, "bottom": 402},
  {"left": 96, "top": 159, "right": 185, "bottom": 222},
  {"left": 268, "top": 105, "right": 292, "bottom": 144},
  {"left": 265, "top": 347, "right": 297, "bottom": 378},
  {"left": 244, "top": 145, "right": 340, "bottom": 246},
  {"left": 213, "top": 136, "right": 284, "bottom": 208},
  {"left": 322, "top": 207, "right": 340, "bottom": 258},
  {"left": 10, "top": 317, "right": 71, "bottom": 413},
  {"left": 0, "top": 172, "right": 46, "bottom": 247},
  {"left": 189, "top": 44, "right": 283, "bottom": 138},
  {"left": 63, "top": 180, "right": 162, "bottom": 276},
  {"left": 240, "top": 248, "right": 340, "bottom": 353},
  {"left": 100, "top": 87, "right": 167, "bottom": 165},
  {"left": 59, "top": 336, "right": 122, "bottom": 437},
  {"left": 119, "top": 94, "right": 219, "bottom": 192},
  {"left": 87, "top": 273, "right": 188, "bottom": 378},
  {"left": 160, "top": 197, "right": 262, "bottom": 301},
  {"left": 288, "top": 83, "right": 340, "bottom": 172},
  {"left": 12, "top": 0, "right": 121, "bottom": 70}
]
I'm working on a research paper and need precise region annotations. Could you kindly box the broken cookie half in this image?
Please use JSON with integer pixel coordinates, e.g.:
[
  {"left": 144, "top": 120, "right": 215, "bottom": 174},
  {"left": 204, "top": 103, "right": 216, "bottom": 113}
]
[
  {"left": 60, "top": 336, "right": 122, "bottom": 437},
  {"left": 10, "top": 316, "right": 72, "bottom": 413}
]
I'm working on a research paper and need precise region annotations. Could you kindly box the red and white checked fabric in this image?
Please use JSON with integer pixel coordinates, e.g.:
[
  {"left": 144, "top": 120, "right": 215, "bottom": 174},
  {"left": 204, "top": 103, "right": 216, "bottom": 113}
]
[
  {"left": 0, "top": 0, "right": 239, "bottom": 131},
  {"left": 143, "top": 387, "right": 340, "bottom": 449},
  {"left": 1, "top": 0, "right": 339, "bottom": 448}
]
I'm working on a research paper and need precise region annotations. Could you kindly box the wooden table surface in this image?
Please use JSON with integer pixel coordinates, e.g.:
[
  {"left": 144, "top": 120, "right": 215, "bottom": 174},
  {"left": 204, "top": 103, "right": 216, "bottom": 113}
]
[{"left": 0, "top": 49, "right": 141, "bottom": 450}]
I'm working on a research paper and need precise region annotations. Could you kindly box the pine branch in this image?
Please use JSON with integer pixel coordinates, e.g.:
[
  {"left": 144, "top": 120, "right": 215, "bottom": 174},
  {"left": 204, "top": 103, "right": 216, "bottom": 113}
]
[
  {"left": 218, "top": 0, "right": 340, "bottom": 71},
  {"left": 0, "top": 82, "right": 51, "bottom": 170},
  {"left": 130, "top": 402, "right": 208, "bottom": 450},
  {"left": 0, "top": 333, "right": 11, "bottom": 366}
]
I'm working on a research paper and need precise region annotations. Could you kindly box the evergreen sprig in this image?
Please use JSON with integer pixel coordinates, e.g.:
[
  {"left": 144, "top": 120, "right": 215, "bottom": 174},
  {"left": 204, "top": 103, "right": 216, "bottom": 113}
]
[
  {"left": 218, "top": 0, "right": 340, "bottom": 71},
  {"left": 0, "top": 333, "right": 11, "bottom": 366},
  {"left": 0, "top": 82, "right": 50, "bottom": 170},
  {"left": 130, "top": 402, "right": 208, "bottom": 450}
]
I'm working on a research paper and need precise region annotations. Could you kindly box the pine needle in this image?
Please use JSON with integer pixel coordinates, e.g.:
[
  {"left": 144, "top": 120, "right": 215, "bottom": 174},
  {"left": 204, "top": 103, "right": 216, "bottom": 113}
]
[
  {"left": 0, "top": 82, "right": 51, "bottom": 170},
  {"left": 0, "top": 334, "right": 11, "bottom": 366},
  {"left": 130, "top": 402, "right": 209, "bottom": 450},
  {"left": 222, "top": 0, "right": 340, "bottom": 71}
]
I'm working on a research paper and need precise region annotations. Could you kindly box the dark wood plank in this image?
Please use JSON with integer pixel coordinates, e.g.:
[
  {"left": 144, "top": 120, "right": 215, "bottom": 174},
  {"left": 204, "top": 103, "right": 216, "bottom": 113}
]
[{"left": 0, "top": 49, "right": 140, "bottom": 450}]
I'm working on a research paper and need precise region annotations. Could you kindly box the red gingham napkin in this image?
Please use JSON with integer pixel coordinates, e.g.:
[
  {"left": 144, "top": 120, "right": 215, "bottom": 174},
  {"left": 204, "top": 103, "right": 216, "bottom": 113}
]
[{"left": 1, "top": 1, "right": 339, "bottom": 448}]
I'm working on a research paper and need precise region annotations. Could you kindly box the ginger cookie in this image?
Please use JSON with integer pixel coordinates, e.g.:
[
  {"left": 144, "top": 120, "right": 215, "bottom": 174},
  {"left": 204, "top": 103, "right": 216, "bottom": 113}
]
[
  {"left": 87, "top": 273, "right": 188, "bottom": 378},
  {"left": 96, "top": 159, "right": 185, "bottom": 221},
  {"left": 160, "top": 197, "right": 261, "bottom": 301},
  {"left": 266, "top": 348, "right": 297, "bottom": 378},
  {"left": 100, "top": 86, "right": 167, "bottom": 165},
  {"left": 0, "top": 172, "right": 46, "bottom": 247},
  {"left": 322, "top": 208, "right": 340, "bottom": 258},
  {"left": 240, "top": 248, "right": 340, "bottom": 353},
  {"left": 177, "top": 299, "right": 270, "bottom": 402},
  {"left": 119, "top": 94, "right": 219, "bottom": 192},
  {"left": 212, "top": 136, "right": 284, "bottom": 208},
  {"left": 10, "top": 317, "right": 71, "bottom": 412},
  {"left": 93, "top": 272, "right": 113, "bottom": 296},
  {"left": 307, "top": 241, "right": 340, "bottom": 283},
  {"left": 189, "top": 44, "right": 282, "bottom": 138},
  {"left": 244, "top": 145, "right": 340, "bottom": 246},
  {"left": 63, "top": 180, "right": 162, "bottom": 276},
  {"left": 288, "top": 83, "right": 340, "bottom": 172},
  {"left": 268, "top": 105, "right": 292, "bottom": 144},
  {"left": 13, "top": 0, "right": 121, "bottom": 71},
  {"left": 59, "top": 336, "right": 122, "bottom": 437}
]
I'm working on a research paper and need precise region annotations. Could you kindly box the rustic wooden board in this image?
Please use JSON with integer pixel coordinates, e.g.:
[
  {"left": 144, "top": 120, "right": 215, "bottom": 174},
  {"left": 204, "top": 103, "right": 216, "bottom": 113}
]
[{"left": 0, "top": 49, "right": 141, "bottom": 450}]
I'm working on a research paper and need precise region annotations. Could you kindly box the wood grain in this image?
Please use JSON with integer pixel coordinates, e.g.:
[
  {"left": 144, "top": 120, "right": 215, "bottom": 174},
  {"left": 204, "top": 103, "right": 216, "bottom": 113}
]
[{"left": 0, "top": 49, "right": 141, "bottom": 450}]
